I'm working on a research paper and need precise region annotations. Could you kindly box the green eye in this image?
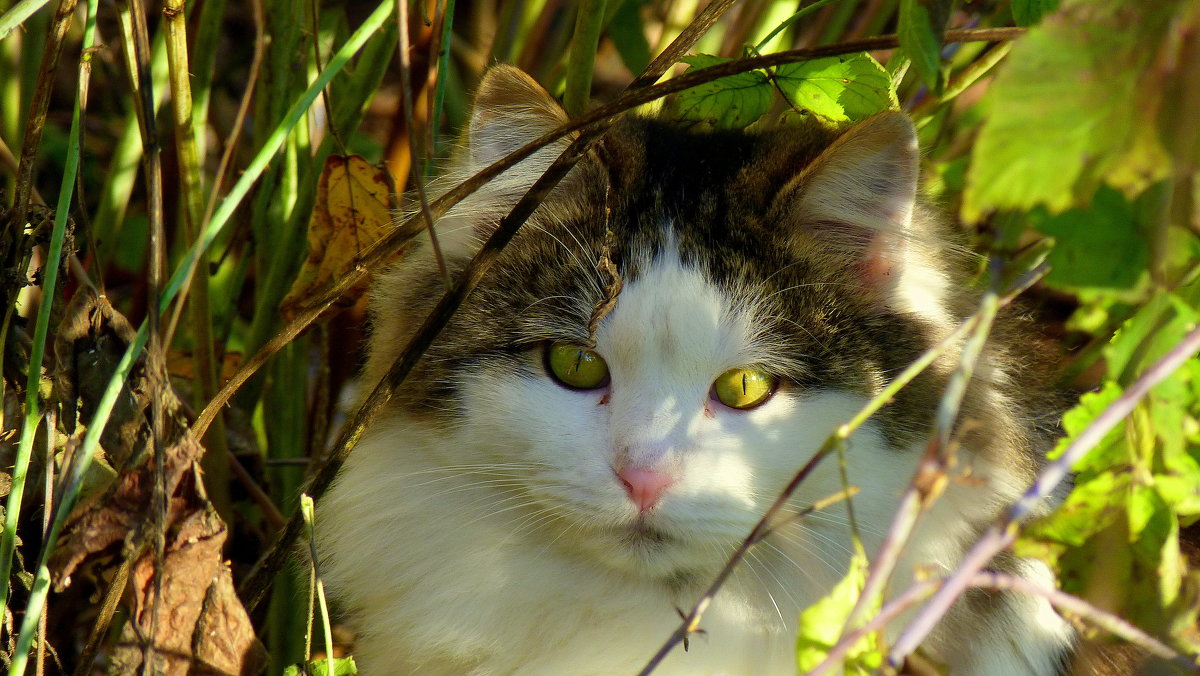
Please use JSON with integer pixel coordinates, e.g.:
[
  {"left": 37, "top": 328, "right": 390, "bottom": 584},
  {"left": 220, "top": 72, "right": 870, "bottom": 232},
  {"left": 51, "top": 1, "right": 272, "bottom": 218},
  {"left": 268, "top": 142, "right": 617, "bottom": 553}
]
[
  {"left": 712, "top": 368, "right": 777, "bottom": 410},
  {"left": 546, "top": 342, "right": 610, "bottom": 390}
]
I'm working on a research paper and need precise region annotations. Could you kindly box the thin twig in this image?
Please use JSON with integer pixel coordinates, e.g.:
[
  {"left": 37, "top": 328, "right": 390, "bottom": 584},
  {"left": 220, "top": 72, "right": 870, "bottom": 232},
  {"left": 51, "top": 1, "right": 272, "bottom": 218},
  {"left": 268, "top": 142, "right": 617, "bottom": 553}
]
[
  {"left": 886, "top": 323, "right": 1200, "bottom": 668},
  {"left": 637, "top": 320, "right": 974, "bottom": 674},
  {"left": 972, "top": 571, "right": 1196, "bottom": 669},
  {"left": 809, "top": 577, "right": 941, "bottom": 674},
  {"left": 193, "top": 26, "right": 1025, "bottom": 440},
  {"left": 161, "top": 0, "right": 232, "bottom": 519},
  {"left": 638, "top": 489, "right": 861, "bottom": 676},
  {"left": 121, "top": 0, "right": 169, "bottom": 671},
  {"left": 839, "top": 261, "right": 1004, "bottom": 642},
  {"left": 4, "top": 0, "right": 77, "bottom": 242},
  {"left": 310, "top": 0, "right": 346, "bottom": 157},
  {"left": 72, "top": 556, "right": 132, "bottom": 676},
  {"left": 200, "top": 0, "right": 264, "bottom": 237},
  {"left": 397, "top": 0, "right": 449, "bottom": 288}
]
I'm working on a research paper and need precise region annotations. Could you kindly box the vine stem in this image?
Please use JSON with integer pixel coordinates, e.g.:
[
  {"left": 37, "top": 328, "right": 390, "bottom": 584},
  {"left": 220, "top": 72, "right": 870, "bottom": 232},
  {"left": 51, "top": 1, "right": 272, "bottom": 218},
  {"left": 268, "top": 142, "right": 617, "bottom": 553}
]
[
  {"left": 886, "top": 323, "right": 1200, "bottom": 668},
  {"left": 830, "top": 260, "right": 1005, "bottom": 661}
]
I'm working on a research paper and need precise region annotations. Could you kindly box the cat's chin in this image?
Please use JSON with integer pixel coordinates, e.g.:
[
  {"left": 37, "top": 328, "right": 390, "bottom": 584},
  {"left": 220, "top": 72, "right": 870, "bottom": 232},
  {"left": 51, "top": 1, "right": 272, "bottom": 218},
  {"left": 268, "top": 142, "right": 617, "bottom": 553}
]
[{"left": 567, "top": 516, "right": 731, "bottom": 582}]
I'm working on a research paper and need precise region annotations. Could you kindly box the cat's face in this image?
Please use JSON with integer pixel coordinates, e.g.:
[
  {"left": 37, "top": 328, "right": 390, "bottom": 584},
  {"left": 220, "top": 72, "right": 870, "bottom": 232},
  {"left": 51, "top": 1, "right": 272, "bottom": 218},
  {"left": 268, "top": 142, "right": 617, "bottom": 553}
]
[
  {"left": 444, "top": 245, "right": 933, "bottom": 581},
  {"left": 364, "top": 66, "right": 987, "bottom": 583}
]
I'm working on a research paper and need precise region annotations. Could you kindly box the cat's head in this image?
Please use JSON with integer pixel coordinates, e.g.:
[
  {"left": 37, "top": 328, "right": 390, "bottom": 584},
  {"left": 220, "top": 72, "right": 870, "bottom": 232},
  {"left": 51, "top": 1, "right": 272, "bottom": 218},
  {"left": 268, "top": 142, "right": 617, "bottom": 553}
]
[{"left": 366, "top": 66, "right": 1028, "bottom": 582}]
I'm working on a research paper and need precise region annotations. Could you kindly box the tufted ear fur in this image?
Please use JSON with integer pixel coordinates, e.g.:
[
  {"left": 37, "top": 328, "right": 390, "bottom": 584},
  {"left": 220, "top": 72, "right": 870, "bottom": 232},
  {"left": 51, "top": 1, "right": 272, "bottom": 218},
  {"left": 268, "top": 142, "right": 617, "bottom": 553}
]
[
  {"left": 783, "top": 112, "right": 921, "bottom": 295},
  {"left": 421, "top": 66, "right": 578, "bottom": 261},
  {"left": 467, "top": 65, "right": 572, "bottom": 169}
]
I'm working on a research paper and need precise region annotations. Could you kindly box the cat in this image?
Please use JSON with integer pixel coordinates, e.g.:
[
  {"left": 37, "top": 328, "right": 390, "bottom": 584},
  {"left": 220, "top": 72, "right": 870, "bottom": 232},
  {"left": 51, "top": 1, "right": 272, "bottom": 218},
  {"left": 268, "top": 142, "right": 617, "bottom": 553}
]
[{"left": 316, "top": 64, "right": 1075, "bottom": 675}]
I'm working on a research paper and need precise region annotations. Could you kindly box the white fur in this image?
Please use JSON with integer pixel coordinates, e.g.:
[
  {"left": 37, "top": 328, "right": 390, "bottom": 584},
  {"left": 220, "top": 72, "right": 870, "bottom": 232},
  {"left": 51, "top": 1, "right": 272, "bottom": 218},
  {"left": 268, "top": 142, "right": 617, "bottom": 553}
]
[{"left": 318, "top": 247, "right": 1072, "bottom": 674}]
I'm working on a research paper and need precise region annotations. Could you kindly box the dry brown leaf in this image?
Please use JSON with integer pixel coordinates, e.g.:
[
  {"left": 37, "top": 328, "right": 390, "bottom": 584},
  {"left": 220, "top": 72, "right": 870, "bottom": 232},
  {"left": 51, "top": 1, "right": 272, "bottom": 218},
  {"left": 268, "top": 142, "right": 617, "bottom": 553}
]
[
  {"left": 280, "top": 154, "right": 398, "bottom": 322},
  {"left": 50, "top": 289, "right": 266, "bottom": 676},
  {"left": 53, "top": 290, "right": 148, "bottom": 469}
]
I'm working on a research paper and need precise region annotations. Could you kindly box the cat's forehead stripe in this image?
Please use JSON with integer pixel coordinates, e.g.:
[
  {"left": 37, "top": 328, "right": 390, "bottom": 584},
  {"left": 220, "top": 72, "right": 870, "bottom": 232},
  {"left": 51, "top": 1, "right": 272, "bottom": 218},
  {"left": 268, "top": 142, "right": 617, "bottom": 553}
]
[{"left": 381, "top": 117, "right": 949, "bottom": 449}]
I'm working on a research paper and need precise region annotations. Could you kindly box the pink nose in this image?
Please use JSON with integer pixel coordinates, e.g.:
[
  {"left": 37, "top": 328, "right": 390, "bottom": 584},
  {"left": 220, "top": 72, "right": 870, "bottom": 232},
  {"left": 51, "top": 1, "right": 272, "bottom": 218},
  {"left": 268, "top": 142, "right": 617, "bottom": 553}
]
[{"left": 616, "top": 467, "right": 674, "bottom": 512}]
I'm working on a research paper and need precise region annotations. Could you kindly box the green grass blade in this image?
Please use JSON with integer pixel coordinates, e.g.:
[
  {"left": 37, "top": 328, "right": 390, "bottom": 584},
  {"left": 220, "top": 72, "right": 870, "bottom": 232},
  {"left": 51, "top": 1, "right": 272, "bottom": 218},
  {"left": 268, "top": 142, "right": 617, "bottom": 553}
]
[
  {"left": 564, "top": 0, "right": 606, "bottom": 117},
  {"left": 0, "top": 0, "right": 91, "bottom": 625},
  {"left": 162, "top": 0, "right": 395, "bottom": 311},
  {"left": 4, "top": 1, "right": 99, "bottom": 666},
  {"left": 240, "top": 7, "right": 397, "bottom": 374},
  {"left": 754, "top": 0, "right": 844, "bottom": 51},
  {"left": 430, "top": 0, "right": 456, "bottom": 152},
  {"left": 9, "top": 328, "right": 144, "bottom": 676},
  {"left": 5, "top": 2, "right": 394, "bottom": 668},
  {"left": 0, "top": 0, "right": 49, "bottom": 41}
]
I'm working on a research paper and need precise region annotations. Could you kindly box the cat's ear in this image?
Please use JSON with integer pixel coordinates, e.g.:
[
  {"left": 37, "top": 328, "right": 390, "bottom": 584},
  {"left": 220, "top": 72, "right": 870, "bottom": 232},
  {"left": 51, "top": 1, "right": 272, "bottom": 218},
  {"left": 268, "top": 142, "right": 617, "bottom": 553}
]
[
  {"left": 783, "top": 112, "right": 920, "bottom": 293},
  {"left": 468, "top": 65, "right": 571, "bottom": 167},
  {"left": 428, "top": 66, "right": 577, "bottom": 262}
]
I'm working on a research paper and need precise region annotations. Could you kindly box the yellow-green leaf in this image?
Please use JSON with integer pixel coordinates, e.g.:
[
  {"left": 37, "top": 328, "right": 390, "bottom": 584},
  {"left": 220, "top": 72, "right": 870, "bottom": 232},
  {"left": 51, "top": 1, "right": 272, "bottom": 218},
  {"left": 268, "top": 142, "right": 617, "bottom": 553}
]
[
  {"left": 796, "top": 548, "right": 881, "bottom": 673},
  {"left": 962, "top": 1, "right": 1182, "bottom": 221},
  {"left": 773, "top": 53, "right": 897, "bottom": 124},
  {"left": 676, "top": 55, "right": 773, "bottom": 129}
]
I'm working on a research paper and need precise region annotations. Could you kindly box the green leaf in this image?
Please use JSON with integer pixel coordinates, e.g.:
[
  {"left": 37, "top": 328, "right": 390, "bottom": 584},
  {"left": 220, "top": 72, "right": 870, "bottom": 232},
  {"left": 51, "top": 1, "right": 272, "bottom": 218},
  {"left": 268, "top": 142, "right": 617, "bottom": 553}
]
[
  {"left": 675, "top": 55, "right": 772, "bottom": 129},
  {"left": 796, "top": 549, "right": 882, "bottom": 674},
  {"left": 1128, "top": 485, "right": 1182, "bottom": 608},
  {"left": 1047, "top": 382, "right": 1126, "bottom": 474},
  {"left": 1105, "top": 293, "right": 1199, "bottom": 383},
  {"left": 773, "top": 53, "right": 897, "bottom": 124},
  {"left": 898, "top": 0, "right": 952, "bottom": 91},
  {"left": 1154, "top": 475, "right": 1200, "bottom": 517},
  {"left": 607, "top": 0, "right": 651, "bottom": 75},
  {"left": 283, "top": 657, "right": 358, "bottom": 676},
  {"left": 962, "top": 1, "right": 1182, "bottom": 221},
  {"left": 1012, "top": 0, "right": 1061, "bottom": 26},
  {"left": 1030, "top": 185, "right": 1147, "bottom": 291},
  {"left": 1024, "top": 471, "right": 1130, "bottom": 547}
]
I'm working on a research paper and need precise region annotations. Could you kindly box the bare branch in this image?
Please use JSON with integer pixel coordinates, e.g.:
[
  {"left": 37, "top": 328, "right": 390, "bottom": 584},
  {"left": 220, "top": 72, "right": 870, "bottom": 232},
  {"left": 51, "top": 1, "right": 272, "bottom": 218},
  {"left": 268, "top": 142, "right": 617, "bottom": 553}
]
[{"left": 637, "top": 489, "right": 861, "bottom": 676}]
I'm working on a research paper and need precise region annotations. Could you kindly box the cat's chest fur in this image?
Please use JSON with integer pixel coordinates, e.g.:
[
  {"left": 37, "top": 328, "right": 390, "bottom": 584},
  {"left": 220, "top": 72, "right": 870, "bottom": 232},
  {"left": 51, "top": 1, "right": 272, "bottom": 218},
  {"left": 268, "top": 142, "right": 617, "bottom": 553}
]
[
  {"left": 317, "top": 65, "right": 1074, "bottom": 675},
  {"left": 324, "top": 421, "right": 799, "bottom": 675}
]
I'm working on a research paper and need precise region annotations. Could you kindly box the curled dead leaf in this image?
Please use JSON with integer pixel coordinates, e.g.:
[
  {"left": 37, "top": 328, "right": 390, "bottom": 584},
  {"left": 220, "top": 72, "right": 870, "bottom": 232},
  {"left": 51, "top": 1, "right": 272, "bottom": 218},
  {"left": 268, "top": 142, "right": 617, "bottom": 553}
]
[
  {"left": 280, "top": 155, "right": 402, "bottom": 322},
  {"left": 50, "top": 289, "right": 266, "bottom": 675}
]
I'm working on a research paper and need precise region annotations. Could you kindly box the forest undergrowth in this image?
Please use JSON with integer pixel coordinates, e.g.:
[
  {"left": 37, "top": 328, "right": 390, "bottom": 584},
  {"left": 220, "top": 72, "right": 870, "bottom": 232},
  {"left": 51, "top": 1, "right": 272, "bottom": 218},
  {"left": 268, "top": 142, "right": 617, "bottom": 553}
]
[{"left": 0, "top": 0, "right": 1198, "bottom": 673}]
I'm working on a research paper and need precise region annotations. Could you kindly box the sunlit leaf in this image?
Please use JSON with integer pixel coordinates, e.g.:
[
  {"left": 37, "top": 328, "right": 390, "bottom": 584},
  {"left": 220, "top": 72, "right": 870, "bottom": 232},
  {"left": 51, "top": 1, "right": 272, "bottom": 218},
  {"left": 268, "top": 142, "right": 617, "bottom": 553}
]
[
  {"left": 1025, "top": 471, "right": 1130, "bottom": 547},
  {"left": 773, "top": 53, "right": 896, "bottom": 124},
  {"left": 1030, "top": 186, "right": 1146, "bottom": 291},
  {"left": 1105, "top": 294, "right": 1199, "bottom": 382},
  {"left": 283, "top": 657, "right": 358, "bottom": 676},
  {"left": 898, "top": 0, "right": 951, "bottom": 91},
  {"left": 280, "top": 155, "right": 397, "bottom": 321},
  {"left": 1046, "top": 382, "right": 1125, "bottom": 473},
  {"left": 796, "top": 548, "right": 881, "bottom": 674},
  {"left": 676, "top": 55, "right": 772, "bottom": 129},
  {"left": 963, "top": 1, "right": 1183, "bottom": 220}
]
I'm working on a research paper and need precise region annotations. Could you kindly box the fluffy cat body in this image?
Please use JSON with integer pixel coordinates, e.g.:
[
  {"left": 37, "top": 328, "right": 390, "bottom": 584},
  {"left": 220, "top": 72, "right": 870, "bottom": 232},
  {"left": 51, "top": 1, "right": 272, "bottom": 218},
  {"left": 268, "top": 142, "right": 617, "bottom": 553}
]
[{"left": 318, "top": 66, "right": 1073, "bottom": 674}]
